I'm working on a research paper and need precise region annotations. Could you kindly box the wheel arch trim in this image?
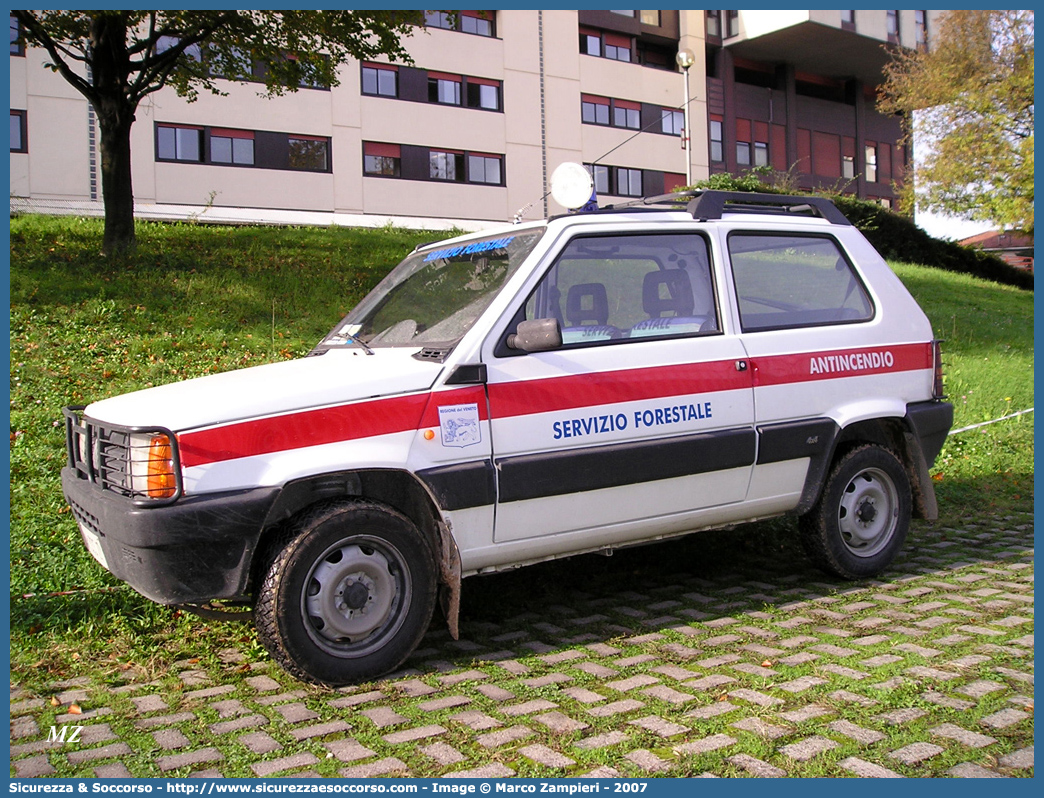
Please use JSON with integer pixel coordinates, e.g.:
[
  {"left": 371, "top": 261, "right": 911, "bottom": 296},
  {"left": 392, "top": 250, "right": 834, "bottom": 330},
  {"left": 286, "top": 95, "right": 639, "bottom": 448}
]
[{"left": 252, "top": 468, "right": 464, "bottom": 637}]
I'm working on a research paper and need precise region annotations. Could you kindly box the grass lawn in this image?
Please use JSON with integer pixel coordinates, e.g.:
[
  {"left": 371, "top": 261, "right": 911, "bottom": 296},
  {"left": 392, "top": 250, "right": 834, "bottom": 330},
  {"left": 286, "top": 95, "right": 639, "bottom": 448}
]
[{"left": 8, "top": 215, "right": 1034, "bottom": 690}]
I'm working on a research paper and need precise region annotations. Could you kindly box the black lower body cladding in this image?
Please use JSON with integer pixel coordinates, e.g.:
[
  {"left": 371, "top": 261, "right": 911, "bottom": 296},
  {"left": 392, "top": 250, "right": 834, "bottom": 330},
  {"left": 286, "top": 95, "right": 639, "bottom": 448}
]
[
  {"left": 61, "top": 467, "right": 279, "bottom": 604},
  {"left": 905, "top": 400, "right": 955, "bottom": 467}
]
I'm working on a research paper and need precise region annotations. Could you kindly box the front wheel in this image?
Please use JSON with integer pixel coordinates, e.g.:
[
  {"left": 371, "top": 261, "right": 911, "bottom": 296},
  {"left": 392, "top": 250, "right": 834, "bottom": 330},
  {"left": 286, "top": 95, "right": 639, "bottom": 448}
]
[
  {"left": 800, "top": 444, "right": 911, "bottom": 579},
  {"left": 255, "top": 500, "right": 437, "bottom": 686}
]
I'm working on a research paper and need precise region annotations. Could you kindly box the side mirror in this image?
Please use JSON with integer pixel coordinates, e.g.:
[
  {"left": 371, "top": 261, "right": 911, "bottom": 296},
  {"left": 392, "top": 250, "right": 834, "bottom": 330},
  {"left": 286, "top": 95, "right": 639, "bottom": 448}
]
[{"left": 507, "top": 318, "right": 562, "bottom": 352}]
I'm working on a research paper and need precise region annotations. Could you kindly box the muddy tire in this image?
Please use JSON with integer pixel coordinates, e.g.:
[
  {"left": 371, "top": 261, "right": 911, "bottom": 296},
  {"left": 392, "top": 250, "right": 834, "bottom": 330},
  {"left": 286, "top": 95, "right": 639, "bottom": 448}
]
[
  {"left": 800, "top": 444, "right": 911, "bottom": 579},
  {"left": 255, "top": 500, "right": 437, "bottom": 686}
]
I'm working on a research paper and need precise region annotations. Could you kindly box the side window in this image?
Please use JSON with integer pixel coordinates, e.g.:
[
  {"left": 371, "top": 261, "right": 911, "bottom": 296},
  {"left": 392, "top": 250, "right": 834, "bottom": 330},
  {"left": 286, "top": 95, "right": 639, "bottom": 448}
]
[
  {"left": 729, "top": 233, "right": 873, "bottom": 332},
  {"left": 524, "top": 233, "right": 718, "bottom": 346}
]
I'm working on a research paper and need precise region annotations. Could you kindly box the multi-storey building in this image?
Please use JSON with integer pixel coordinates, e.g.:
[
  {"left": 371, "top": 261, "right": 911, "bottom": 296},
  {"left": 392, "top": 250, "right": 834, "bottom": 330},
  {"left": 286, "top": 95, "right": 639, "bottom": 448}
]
[{"left": 10, "top": 10, "right": 945, "bottom": 225}]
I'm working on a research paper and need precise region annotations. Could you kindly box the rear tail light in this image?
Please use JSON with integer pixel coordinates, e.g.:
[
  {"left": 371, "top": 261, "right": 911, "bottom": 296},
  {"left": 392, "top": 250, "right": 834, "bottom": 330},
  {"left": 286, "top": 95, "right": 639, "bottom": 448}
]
[
  {"left": 146, "top": 434, "right": 177, "bottom": 499},
  {"left": 932, "top": 340, "right": 946, "bottom": 399}
]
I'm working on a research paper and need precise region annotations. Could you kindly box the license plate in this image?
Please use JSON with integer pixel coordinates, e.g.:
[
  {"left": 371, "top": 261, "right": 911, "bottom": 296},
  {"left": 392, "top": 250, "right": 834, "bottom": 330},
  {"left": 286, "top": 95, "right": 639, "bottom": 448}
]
[{"left": 79, "top": 524, "right": 109, "bottom": 570}]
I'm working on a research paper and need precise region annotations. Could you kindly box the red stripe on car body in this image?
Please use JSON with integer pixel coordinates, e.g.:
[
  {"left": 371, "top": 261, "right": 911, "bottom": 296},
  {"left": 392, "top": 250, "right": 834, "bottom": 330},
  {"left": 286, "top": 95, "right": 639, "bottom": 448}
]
[{"left": 178, "top": 343, "right": 933, "bottom": 468}]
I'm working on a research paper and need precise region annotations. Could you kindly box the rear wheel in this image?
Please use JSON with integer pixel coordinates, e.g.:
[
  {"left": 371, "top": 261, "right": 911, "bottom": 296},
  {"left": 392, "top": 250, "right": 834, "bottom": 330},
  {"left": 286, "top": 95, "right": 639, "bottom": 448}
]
[
  {"left": 800, "top": 444, "right": 911, "bottom": 579},
  {"left": 255, "top": 500, "right": 437, "bottom": 686}
]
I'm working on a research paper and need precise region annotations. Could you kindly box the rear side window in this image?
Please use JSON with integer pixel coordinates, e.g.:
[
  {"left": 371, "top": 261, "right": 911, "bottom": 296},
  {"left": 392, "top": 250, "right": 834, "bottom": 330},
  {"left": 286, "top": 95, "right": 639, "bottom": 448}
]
[{"left": 728, "top": 233, "right": 873, "bottom": 332}]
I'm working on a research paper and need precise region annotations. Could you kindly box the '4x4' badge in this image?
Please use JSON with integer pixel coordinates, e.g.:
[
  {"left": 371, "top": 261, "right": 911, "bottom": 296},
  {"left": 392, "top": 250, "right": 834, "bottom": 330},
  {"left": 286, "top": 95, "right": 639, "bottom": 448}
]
[{"left": 438, "top": 403, "right": 481, "bottom": 447}]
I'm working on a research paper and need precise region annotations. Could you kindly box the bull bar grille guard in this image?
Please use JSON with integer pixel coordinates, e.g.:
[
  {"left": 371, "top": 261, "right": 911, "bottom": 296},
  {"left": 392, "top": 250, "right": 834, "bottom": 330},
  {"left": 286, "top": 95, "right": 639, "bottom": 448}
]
[{"left": 62, "top": 405, "right": 183, "bottom": 506}]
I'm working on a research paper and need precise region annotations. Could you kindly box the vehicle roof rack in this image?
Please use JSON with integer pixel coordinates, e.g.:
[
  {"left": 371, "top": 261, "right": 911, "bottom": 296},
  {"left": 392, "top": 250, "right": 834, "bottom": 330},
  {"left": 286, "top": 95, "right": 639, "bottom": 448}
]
[
  {"left": 686, "top": 191, "right": 851, "bottom": 225},
  {"left": 590, "top": 189, "right": 851, "bottom": 225}
]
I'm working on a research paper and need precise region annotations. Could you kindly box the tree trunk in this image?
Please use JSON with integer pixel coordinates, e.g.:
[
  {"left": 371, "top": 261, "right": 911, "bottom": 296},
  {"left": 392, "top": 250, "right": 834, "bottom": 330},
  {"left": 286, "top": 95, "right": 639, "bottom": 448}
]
[
  {"left": 98, "top": 114, "right": 136, "bottom": 256},
  {"left": 90, "top": 14, "right": 137, "bottom": 256}
]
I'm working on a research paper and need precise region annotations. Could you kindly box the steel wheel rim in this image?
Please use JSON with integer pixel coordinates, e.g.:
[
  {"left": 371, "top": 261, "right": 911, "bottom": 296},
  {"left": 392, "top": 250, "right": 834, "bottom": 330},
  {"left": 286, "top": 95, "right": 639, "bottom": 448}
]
[
  {"left": 837, "top": 466, "right": 899, "bottom": 558},
  {"left": 301, "top": 536, "right": 412, "bottom": 658}
]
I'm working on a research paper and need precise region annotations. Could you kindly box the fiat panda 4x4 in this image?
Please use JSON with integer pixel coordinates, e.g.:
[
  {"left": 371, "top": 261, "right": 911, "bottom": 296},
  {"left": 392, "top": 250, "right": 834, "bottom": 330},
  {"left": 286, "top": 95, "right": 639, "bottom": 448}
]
[{"left": 62, "top": 176, "right": 953, "bottom": 686}]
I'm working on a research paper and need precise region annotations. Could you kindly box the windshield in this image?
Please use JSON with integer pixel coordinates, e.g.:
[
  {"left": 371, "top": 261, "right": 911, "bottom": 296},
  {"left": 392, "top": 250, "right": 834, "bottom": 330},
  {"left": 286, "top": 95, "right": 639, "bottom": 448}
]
[{"left": 318, "top": 228, "right": 545, "bottom": 352}]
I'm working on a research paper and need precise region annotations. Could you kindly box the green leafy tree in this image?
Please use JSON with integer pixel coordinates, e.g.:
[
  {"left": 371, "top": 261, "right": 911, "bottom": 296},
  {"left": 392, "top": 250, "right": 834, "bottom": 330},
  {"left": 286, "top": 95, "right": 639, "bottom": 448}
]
[
  {"left": 878, "top": 10, "right": 1034, "bottom": 234},
  {"left": 13, "top": 10, "right": 423, "bottom": 255}
]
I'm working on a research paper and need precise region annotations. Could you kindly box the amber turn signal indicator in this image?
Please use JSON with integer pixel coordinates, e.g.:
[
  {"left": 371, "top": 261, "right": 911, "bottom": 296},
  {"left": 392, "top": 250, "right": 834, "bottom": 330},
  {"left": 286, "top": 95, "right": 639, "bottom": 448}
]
[{"left": 146, "top": 434, "right": 176, "bottom": 498}]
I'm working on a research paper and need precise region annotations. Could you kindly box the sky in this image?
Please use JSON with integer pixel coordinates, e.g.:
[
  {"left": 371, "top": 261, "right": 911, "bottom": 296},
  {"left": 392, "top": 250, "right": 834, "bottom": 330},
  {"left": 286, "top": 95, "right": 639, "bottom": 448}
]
[{"left": 915, "top": 211, "right": 995, "bottom": 242}]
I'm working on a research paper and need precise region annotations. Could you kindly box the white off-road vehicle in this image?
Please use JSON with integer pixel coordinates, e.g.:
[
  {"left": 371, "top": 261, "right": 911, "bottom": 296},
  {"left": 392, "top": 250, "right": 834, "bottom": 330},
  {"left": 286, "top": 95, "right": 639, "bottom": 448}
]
[{"left": 62, "top": 168, "right": 952, "bottom": 685}]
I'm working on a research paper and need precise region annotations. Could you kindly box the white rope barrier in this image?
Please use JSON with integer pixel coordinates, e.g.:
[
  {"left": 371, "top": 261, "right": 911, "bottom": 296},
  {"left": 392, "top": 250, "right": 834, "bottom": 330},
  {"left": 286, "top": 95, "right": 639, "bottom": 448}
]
[{"left": 950, "top": 408, "right": 1034, "bottom": 435}]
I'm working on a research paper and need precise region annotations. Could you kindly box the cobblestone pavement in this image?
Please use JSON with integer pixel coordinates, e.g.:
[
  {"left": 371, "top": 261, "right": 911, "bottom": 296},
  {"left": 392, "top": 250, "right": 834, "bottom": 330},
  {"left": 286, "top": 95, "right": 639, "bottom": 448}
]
[{"left": 11, "top": 512, "right": 1034, "bottom": 779}]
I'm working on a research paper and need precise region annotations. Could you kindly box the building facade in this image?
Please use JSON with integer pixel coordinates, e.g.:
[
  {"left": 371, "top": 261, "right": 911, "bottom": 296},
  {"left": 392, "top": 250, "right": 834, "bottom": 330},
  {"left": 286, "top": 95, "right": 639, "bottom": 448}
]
[{"left": 10, "top": 10, "right": 945, "bottom": 225}]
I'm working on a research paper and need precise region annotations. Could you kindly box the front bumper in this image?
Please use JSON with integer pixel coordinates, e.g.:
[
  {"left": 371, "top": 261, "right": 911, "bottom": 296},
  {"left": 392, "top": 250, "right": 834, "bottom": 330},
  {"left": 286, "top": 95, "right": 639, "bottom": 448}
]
[{"left": 62, "top": 467, "right": 279, "bottom": 605}]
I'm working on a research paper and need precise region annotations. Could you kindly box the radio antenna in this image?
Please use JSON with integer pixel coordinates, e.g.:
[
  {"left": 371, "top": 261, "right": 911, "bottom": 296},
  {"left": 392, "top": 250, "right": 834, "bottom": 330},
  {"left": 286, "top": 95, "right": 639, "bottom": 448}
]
[
  {"left": 591, "top": 91, "right": 700, "bottom": 167},
  {"left": 511, "top": 90, "right": 700, "bottom": 222}
]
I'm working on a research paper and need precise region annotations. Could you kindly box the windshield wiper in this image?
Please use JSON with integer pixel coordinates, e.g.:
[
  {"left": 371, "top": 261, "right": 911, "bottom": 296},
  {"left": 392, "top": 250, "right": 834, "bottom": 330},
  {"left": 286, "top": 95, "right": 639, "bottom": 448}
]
[{"left": 330, "top": 330, "right": 375, "bottom": 355}]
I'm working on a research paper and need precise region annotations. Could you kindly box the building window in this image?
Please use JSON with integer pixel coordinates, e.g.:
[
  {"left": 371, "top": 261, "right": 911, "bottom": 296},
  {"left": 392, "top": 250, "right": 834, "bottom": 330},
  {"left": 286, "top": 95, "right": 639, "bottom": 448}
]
[
  {"left": 887, "top": 10, "right": 899, "bottom": 43},
  {"left": 733, "top": 122, "right": 759, "bottom": 166},
  {"left": 616, "top": 167, "right": 643, "bottom": 197},
  {"left": 460, "top": 10, "right": 494, "bottom": 37},
  {"left": 10, "top": 15, "right": 23, "bottom": 55},
  {"left": 725, "top": 10, "right": 740, "bottom": 38},
  {"left": 661, "top": 109, "right": 684, "bottom": 136},
  {"left": 425, "top": 11, "right": 494, "bottom": 37},
  {"left": 10, "top": 109, "right": 26, "bottom": 152},
  {"left": 364, "top": 64, "right": 500, "bottom": 112},
  {"left": 842, "top": 136, "right": 856, "bottom": 179},
  {"left": 207, "top": 49, "right": 327, "bottom": 90},
  {"left": 736, "top": 141, "right": 751, "bottom": 166},
  {"left": 430, "top": 149, "right": 465, "bottom": 182},
  {"left": 156, "top": 123, "right": 331, "bottom": 172},
  {"left": 735, "top": 119, "right": 768, "bottom": 167},
  {"left": 424, "top": 11, "right": 454, "bottom": 30},
  {"left": 915, "top": 10, "right": 928, "bottom": 50},
  {"left": 363, "top": 142, "right": 401, "bottom": 177},
  {"left": 468, "top": 153, "right": 502, "bottom": 185},
  {"left": 362, "top": 63, "right": 397, "bottom": 97},
  {"left": 840, "top": 11, "right": 855, "bottom": 30},
  {"left": 157, "top": 124, "right": 203, "bottom": 162},
  {"left": 288, "top": 136, "right": 329, "bottom": 171},
  {"left": 581, "top": 95, "right": 641, "bottom": 130},
  {"left": 428, "top": 72, "right": 462, "bottom": 106},
  {"left": 210, "top": 128, "right": 254, "bottom": 165},
  {"left": 639, "top": 10, "right": 661, "bottom": 26},
  {"left": 580, "top": 28, "right": 632, "bottom": 62},
  {"left": 582, "top": 95, "right": 611, "bottom": 126},
  {"left": 580, "top": 28, "right": 602, "bottom": 57},
  {"left": 710, "top": 117, "right": 724, "bottom": 163},
  {"left": 614, "top": 100, "right": 640, "bottom": 130},
  {"left": 842, "top": 154, "right": 855, "bottom": 179},
  {"left": 754, "top": 141, "right": 768, "bottom": 167},
  {"left": 865, "top": 142, "right": 878, "bottom": 183},
  {"left": 604, "top": 32, "right": 632, "bottom": 62},
  {"left": 589, "top": 164, "right": 610, "bottom": 195},
  {"left": 367, "top": 142, "right": 504, "bottom": 185},
  {"left": 465, "top": 78, "right": 500, "bottom": 111},
  {"left": 155, "top": 34, "right": 202, "bottom": 62},
  {"left": 705, "top": 11, "right": 721, "bottom": 38},
  {"left": 585, "top": 163, "right": 642, "bottom": 197}
]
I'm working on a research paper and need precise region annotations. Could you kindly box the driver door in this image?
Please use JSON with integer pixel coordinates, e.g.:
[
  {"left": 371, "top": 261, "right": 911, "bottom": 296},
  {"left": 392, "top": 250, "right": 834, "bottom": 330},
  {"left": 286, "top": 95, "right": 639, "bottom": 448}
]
[{"left": 482, "top": 231, "right": 756, "bottom": 545}]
